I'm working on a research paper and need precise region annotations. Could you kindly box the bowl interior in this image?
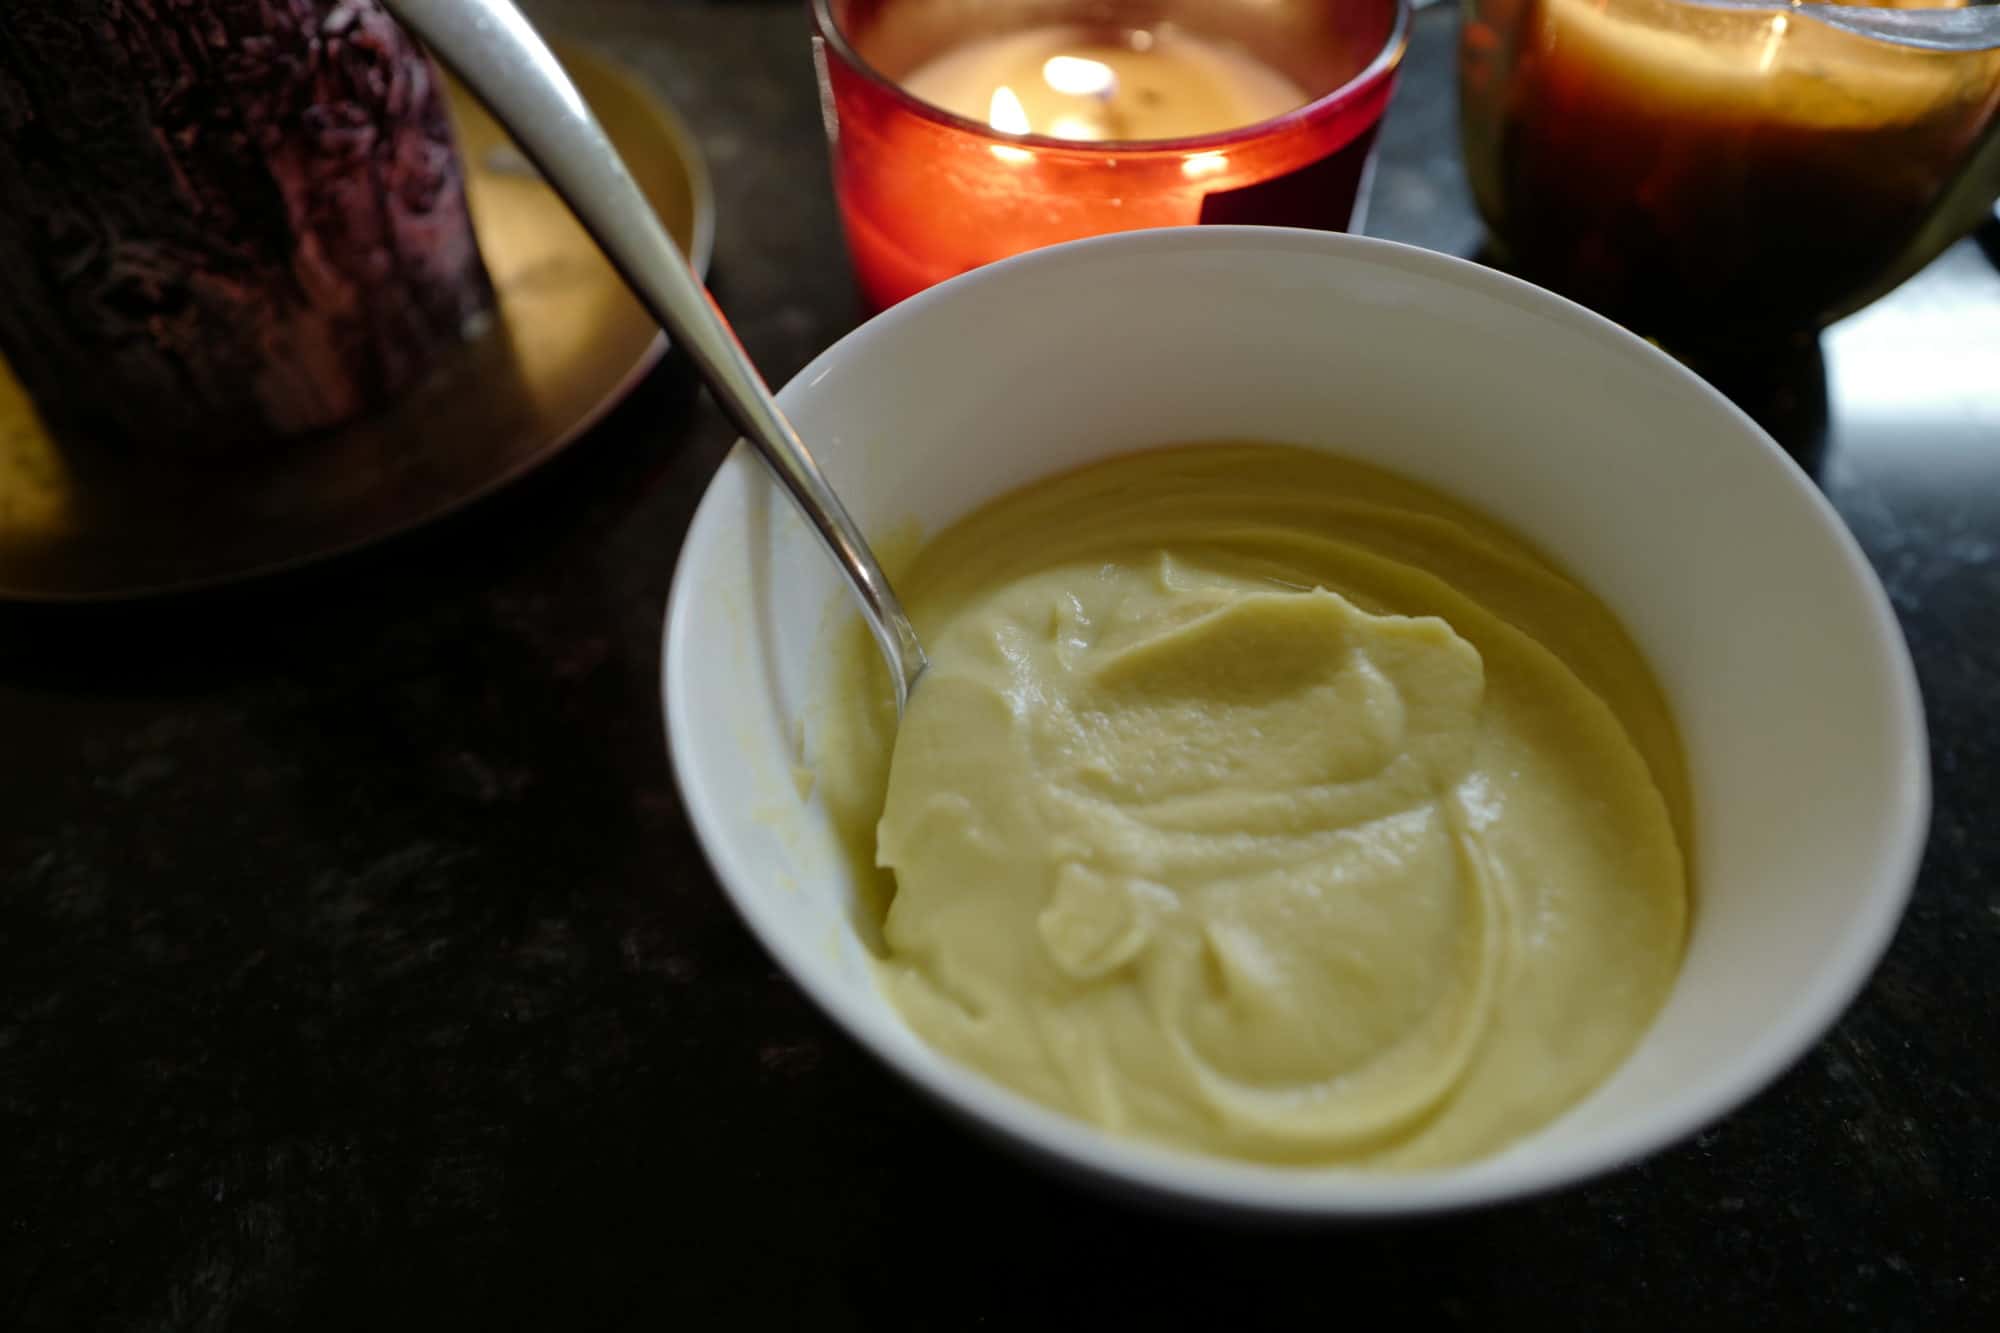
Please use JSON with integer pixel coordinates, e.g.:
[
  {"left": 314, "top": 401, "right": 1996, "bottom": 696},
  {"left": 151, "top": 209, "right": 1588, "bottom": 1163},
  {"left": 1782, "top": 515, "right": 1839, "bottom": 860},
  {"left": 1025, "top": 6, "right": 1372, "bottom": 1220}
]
[{"left": 664, "top": 227, "right": 1927, "bottom": 1215}]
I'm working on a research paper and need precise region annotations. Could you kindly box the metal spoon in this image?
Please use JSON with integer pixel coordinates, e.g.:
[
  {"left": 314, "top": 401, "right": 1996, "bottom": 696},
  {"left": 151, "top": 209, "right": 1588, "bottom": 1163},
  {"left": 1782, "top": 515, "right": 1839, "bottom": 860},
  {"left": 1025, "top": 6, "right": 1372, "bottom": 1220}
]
[{"left": 382, "top": 0, "right": 927, "bottom": 713}]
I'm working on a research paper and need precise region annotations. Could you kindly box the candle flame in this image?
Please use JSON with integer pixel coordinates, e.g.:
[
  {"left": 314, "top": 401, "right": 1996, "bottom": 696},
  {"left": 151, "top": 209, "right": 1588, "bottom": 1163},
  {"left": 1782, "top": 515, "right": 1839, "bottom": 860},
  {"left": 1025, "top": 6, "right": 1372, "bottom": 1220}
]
[
  {"left": 1182, "top": 151, "right": 1230, "bottom": 178},
  {"left": 1758, "top": 13, "right": 1789, "bottom": 74},
  {"left": 988, "top": 85, "right": 1031, "bottom": 135},
  {"left": 1043, "top": 56, "right": 1117, "bottom": 100}
]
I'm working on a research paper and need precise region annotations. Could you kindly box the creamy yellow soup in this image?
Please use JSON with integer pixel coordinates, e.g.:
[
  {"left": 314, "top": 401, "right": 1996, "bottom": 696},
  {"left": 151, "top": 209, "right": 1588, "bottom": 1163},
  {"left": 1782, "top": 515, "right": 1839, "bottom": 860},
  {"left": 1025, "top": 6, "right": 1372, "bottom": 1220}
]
[{"left": 810, "top": 444, "right": 1689, "bottom": 1168}]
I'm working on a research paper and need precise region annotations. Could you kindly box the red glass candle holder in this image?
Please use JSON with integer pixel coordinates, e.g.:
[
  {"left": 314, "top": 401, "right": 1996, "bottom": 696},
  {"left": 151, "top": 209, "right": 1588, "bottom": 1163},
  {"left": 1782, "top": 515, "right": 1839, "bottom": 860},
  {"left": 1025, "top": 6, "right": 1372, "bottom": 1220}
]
[{"left": 813, "top": 0, "right": 1409, "bottom": 310}]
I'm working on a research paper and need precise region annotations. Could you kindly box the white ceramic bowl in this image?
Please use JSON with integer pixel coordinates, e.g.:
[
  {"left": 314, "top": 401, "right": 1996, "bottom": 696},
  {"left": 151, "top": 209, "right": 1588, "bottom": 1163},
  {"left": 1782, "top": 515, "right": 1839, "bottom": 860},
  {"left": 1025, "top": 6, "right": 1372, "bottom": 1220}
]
[{"left": 663, "top": 227, "right": 1928, "bottom": 1218}]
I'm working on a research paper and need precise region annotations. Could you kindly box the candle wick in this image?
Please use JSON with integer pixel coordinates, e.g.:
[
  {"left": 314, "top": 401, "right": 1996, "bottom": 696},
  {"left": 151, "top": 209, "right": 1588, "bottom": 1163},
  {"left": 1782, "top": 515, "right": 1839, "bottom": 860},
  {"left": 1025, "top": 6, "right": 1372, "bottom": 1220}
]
[{"left": 1042, "top": 55, "right": 1121, "bottom": 140}]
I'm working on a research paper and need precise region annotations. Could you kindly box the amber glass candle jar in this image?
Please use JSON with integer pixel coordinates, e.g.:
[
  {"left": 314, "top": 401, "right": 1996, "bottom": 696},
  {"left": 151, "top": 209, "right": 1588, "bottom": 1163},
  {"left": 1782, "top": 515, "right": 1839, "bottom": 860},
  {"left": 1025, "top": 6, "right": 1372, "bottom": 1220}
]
[{"left": 1460, "top": 0, "right": 2000, "bottom": 352}]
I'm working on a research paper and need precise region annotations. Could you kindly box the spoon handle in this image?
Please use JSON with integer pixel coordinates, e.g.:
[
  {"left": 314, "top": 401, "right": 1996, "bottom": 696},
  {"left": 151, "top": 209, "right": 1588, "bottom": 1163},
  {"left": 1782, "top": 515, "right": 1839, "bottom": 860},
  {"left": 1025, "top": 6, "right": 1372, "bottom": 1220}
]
[{"left": 383, "top": 0, "right": 926, "bottom": 707}]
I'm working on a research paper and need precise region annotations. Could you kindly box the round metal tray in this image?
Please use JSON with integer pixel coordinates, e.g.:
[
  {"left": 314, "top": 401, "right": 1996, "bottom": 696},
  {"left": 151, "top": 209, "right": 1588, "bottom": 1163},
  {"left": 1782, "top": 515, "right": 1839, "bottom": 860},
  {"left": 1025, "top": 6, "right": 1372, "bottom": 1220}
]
[{"left": 0, "top": 42, "right": 715, "bottom": 601}]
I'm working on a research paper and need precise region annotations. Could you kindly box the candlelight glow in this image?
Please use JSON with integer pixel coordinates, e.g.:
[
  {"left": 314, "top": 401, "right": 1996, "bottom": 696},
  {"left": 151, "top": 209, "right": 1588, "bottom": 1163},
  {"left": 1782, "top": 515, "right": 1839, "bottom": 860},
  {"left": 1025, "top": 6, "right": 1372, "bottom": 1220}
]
[
  {"left": 988, "top": 85, "right": 1031, "bottom": 134},
  {"left": 1182, "top": 151, "right": 1230, "bottom": 177},
  {"left": 1043, "top": 55, "right": 1117, "bottom": 98},
  {"left": 1757, "top": 14, "right": 1789, "bottom": 75}
]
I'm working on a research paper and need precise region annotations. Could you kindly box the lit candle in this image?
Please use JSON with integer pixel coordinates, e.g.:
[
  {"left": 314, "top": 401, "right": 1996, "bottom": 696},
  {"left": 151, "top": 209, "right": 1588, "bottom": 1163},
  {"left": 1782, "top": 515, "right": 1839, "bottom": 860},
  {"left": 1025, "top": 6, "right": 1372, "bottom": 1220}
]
[
  {"left": 812, "top": 0, "right": 1408, "bottom": 311},
  {"left": 1459, "top": 0, "right": 2000, "bottom": 346},
  {"left": 901, "top": 27, "right": 1309, "bottom": 144}
]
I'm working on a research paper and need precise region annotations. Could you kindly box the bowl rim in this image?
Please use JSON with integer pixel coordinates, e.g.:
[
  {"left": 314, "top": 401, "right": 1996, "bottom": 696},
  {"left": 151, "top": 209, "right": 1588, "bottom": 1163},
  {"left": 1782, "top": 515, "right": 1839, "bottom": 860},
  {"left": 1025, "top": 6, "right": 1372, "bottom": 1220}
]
[{"left": 661, "top": 225, "right": 1930, "bottom": 1218}]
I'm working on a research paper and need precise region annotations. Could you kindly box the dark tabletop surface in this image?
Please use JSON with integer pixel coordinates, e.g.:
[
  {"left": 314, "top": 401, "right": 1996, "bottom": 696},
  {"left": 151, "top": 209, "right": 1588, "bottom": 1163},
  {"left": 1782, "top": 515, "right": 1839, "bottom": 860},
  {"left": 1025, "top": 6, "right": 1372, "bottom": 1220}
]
[{"left": 5, "top": 2, "right": 1997, "bottom": 1328}]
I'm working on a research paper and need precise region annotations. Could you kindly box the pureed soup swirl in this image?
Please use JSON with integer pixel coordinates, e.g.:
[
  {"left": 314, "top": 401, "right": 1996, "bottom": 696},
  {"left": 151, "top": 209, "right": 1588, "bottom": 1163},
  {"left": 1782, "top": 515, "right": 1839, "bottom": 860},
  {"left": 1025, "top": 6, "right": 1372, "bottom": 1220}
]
[{"left": 812, "top": 444, "right": 1690, "bottom": 1168}]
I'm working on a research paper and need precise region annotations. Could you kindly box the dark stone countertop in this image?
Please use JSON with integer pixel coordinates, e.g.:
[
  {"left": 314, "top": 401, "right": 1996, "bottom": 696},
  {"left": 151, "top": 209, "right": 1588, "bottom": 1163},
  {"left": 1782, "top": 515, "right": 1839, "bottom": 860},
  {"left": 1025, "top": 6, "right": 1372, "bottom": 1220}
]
[{"left": 4, "top": 3, "right": 1996, "bottom": 1328}]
